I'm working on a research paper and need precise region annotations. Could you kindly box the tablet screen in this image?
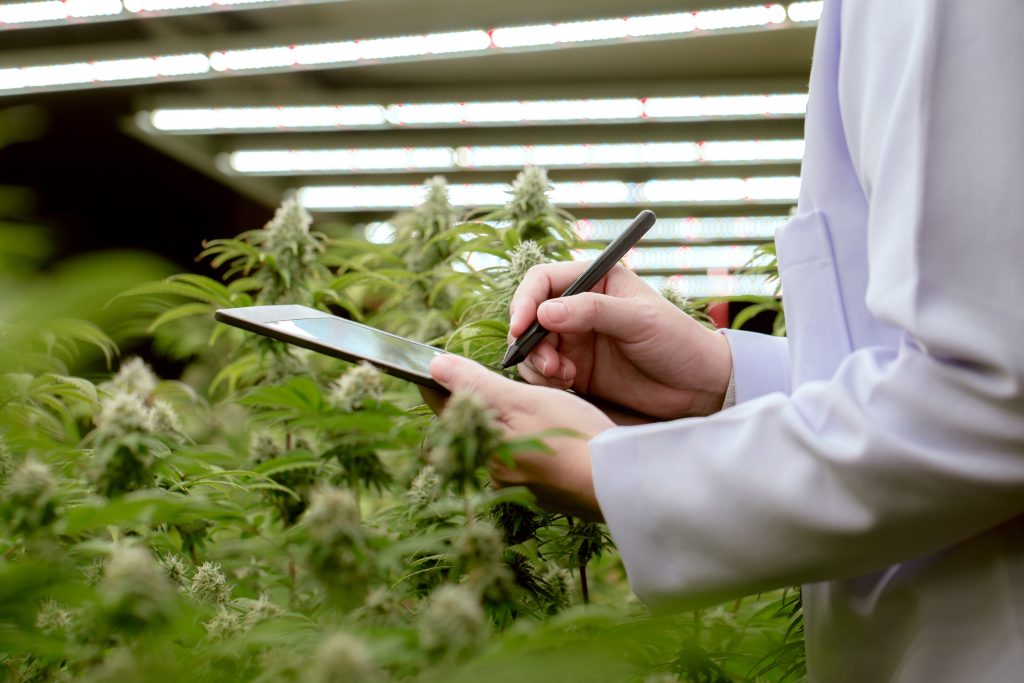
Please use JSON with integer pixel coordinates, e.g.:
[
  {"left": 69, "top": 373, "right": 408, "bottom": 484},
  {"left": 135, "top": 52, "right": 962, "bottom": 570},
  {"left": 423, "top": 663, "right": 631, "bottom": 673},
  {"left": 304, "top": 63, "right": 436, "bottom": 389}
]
[{"left": 267, "top": 316, "right": 445, "bottom": 376}]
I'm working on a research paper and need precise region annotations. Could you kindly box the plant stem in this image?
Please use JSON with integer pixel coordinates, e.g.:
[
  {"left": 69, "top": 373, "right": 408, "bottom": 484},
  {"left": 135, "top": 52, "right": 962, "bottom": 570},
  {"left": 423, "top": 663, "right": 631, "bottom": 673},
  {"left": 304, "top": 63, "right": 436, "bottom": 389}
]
[{"left": 579, "top": 563, "right": 590, "bottom": 604}]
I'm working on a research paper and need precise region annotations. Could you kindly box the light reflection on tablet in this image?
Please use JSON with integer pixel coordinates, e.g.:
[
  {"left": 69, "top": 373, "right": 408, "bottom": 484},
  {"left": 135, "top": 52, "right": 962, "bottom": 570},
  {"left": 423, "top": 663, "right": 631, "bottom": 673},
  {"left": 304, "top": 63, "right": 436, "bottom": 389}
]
[{"left": 267, "top": 317, "right": 445, "bottom": 375}]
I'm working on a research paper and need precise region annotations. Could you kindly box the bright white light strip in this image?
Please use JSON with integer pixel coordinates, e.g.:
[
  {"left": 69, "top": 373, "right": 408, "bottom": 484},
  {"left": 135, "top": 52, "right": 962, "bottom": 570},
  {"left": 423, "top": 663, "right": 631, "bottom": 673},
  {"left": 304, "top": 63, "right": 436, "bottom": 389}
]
[
  {"left": 0, "top": 53, "right": 209, "bottom": 91},
  {"left": 645, "top": 93, "right": 808, "bottom": 120},
  {"left": 0, "top": 0, "right": 122, "bottom": 25},
  {"left": 229, "top": 147, "right": 456, "bottom": 174},
  {"left": 145, "top": 93, "right": 807, "bottom": 133},
  {"left": 576, "top": 245, "right": 764, "bottom": 270},
  {"left": 787, "top": 1, "right": 823, "bottom": 23},
  {"left": 2, "top": 3, "right": 811, "bottom": 94},
  {"left": 299, "top": 176, "right": 800, "bottom": 211},
  {"left": 0, "top": 0, "right": 351, "bottom": 29},
  {"left": 643, "top": 274, "right": 775, "bottom": 297},
  {"left": 149, "top": 104, "right": 387, "bottom": 132},
  {"left": 639, "top": 177, "right": 801, "bottom": 204},
  {"left": 576, "top": 216, "right": 786, "bottom": 241},
  {"left": 490, "top": 4, "right": 786, "bottom": 48},
  {"left": 367, "top": 216, "right": 786, "bottom": 245},
  {"left": 227, "top": 140, "right": 802, "bottom": 175}
]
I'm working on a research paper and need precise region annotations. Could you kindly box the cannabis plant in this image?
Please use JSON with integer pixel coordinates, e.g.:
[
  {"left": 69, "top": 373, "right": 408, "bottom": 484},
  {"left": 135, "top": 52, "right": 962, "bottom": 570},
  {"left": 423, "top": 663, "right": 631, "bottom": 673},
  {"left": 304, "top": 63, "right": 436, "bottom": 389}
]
[{"left": 0, "top": 152, "right": 805, "bottom": 682}]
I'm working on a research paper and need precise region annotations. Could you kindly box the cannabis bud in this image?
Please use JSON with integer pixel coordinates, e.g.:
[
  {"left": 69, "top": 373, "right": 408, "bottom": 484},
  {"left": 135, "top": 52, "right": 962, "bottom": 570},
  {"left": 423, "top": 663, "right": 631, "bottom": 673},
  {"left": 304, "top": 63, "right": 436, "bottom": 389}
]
[
  {"left": 307, "top": 632, "right": 382, "bottom": 683},
  {"left": 506, "top": 240, "right": 548, "bottom": 287},
  {"left": 417, "top": 584, "right": 485, "bottom": 658},
  {"left": 450, "top": 521, "right": 504, "bottom": 575},
  {"left": 328, "top": 362, "right": 384, "bottom": 412},
  {"left": 94, "top": 391, "right": 155, "bottom": 437},
  {"left": 428, "top": 392, "right": 503, "bottom": 494},
  {"left": 407, "top": 465, "right": 442, "bottom": 509},
  {"left": 159, "top": 554, "right": 190, "bottom": 589},
  {"left": 106, "top": 356, "right": 159, "bottom": 398},
  {"left": 203, "top": 607, "right": 243, "bottom": 641},
  {"left": 303, "top": 484, "right": 362, "bottom": 541},
  {"left": 188, "top": 561, "right": 232, "bottom": 605},
  {"left": 540, "top": 562, "right": 574, "bottom": 610},
  {"left": 509, "top": 166, "right": 553, "bottom": 222},
  {"left": 2, "top": 459, "right": 59, "bottom": 533},
  {"left": 301, "top": 485, "right": 374, "bottom": 591},
  {"left": 659, "top": 285, "right": 690, "bottom": 312},
  {"left": 36, "top": 599, "right": 77, "bottom": 636},
  {"left": 258, "top": 198, "right": 327, "bottom": 304},
  {"left": 99, "top": 544, "right": 175, "bottom": 631}
]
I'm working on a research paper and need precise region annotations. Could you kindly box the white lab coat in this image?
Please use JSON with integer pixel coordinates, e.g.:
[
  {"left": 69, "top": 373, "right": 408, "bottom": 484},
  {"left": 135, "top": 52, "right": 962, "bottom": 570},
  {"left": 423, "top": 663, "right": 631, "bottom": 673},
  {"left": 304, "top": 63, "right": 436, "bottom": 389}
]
[{"left": 589, "top": 1, "right": 1024, "bottom": 680}]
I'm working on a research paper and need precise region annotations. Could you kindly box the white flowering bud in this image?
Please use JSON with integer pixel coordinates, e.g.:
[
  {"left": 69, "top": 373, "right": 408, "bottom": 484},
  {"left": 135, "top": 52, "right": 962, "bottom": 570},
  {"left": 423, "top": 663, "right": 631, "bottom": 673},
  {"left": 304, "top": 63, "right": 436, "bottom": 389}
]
[
  {"left": 509, "top": 166, "right": 553, "bottom": 221},
  {"left": 506, "top": 240, "right": 547, "bottom": 287},
  {"left": 94, "top": 391, "right": 154, "bottom": 436},
  {"left": 362, "top": 586, "right": 402, "bottom": 624},
  {"left": 302, "top": 485, "right": 361, "bottom": 542},
  {"left": 3, "top": 459, "right": 58, "bottom": 532},
  {"left": 417, "top": 584, "right": 485, "bottom": 657},
  {"left": 100, "top": 545, "right": 174, "bottom": 629},
  {"left": 659, "top": 285, "right": 690, "bottom": 311},
  {"left": 36, "top": 599, "right": 76, "bottom": 635},
  {"left": 407, "top": 465, "right": 442, "bottom": 508},
  {"left": 264, "top": 198, "right": 316, "bottom": 260},
  {"left": 429, "top": 392, "right": 503, "bottom": 493},
  {"left": 188, "top": 562, "right": 232, "bottom": 605},
  {"left": 84, "top": 649, "right": 139, "bottom": 683},
  {"left": 249, "top": 430, "right": 279, "bottom": 465},
  {"left": 328, "top": 362, "right": 384, "bottom": 412},
  {"left": 149, "top": 399, "right": 182, "bottom": 434},
  {"left": 418, "top": 176, "right": 454, "bottom": 230},
  {"left": 240, "top": 594, "right": 282, "bottom": 630},
  {"left": 159, "top": 554, "right": 190, "bottom": 589},
  {"left": 540, "top": 562, "right": 575, "bottom": 609},
  {"left": 307, "top": 632, "right": 382, "bottom": 683},
  {"left": 203, "top": 607, "right": 243, "bottom": 641},
  {"left": 107, "top": 357, "right": 159, "bottom": 398},
  {"left": 451, "top": 522, "right": 504, "bottom": 573}
]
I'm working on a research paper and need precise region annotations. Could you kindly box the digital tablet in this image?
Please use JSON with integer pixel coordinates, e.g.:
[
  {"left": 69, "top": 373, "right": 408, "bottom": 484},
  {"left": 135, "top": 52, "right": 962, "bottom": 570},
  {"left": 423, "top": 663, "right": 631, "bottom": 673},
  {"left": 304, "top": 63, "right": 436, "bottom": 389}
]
[{"left": 215, "top": 305, "right": 451, "bottom": 391}]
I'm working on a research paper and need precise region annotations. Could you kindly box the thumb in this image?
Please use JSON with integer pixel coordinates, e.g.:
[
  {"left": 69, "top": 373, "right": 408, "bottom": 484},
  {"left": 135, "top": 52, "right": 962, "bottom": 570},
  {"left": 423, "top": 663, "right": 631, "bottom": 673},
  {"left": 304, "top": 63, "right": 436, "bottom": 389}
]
[
  {"left": 429, "top": 354, "right": 523, "bottom": 407},
  {"left": 537, "top": 292, "right": 646, "bottom": 338}
]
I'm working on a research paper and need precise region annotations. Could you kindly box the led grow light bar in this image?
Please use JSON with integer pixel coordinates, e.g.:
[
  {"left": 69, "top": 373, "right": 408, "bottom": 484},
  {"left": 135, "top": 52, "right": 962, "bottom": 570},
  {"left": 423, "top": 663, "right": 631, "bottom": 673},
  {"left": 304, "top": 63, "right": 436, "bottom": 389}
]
[
  {"left": 0, "top": 2, "right": 814, "bottom": 96},
  {"left": 225, "top": 139, "right": 805, "bottom": 175},
  {"left": 575, "top": 216, "right": 786, "bottom": 241},
  {"left": 297, "top": 176, "right": 800, "bottom": 211},
  {"left": 0, "top": 0, "right": 352, "bottom": 30},
  {"left": 144, "top": 93, "right": 808, "bottom": 133}
]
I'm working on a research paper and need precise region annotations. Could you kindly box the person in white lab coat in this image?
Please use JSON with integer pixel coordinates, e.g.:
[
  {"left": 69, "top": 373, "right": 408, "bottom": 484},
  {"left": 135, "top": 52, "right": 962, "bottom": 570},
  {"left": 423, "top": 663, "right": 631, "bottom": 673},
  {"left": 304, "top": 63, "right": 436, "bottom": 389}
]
[{"left": 427, "top": 1, "right": 1024, "bottom": 679}]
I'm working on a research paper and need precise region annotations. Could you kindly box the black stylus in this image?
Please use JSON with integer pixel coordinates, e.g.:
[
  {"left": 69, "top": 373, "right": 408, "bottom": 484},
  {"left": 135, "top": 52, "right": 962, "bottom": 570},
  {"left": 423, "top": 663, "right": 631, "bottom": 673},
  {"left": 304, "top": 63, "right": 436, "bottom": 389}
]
[{"left": 501, "top": 209, "right": 657, "bottom": 369}]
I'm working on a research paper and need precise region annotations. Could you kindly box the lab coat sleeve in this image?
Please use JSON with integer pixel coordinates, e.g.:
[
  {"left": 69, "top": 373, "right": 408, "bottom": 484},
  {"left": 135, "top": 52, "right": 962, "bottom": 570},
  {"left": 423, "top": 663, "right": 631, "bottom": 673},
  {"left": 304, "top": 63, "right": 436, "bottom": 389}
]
[
  {"left": 721, "top": 329, "right": 791, "bottom": 404},
  {"left": 589, "top": 1, "right": 1024, "bottom": 611}
]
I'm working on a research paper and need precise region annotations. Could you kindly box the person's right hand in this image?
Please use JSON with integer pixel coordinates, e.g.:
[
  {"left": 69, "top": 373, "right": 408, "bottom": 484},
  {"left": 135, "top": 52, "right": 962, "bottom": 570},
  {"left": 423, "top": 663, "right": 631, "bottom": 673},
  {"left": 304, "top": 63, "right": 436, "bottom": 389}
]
[{"left": 509, "top": 262, "right": 733, "bottom": 420}]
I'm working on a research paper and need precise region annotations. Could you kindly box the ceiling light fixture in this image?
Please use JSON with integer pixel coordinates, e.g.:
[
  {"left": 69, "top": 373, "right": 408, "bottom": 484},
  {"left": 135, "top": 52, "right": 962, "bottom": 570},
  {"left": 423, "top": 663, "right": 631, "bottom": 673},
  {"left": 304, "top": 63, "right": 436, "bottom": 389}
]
[
  {"left": 298, "top": 176, "right": 800, "bottom": 211},
  {"left": 225, "top": 139, "right": 803, "bottom": 175},
  {"left": 2, "top": 3, "right": 813, "bottom": 95}
]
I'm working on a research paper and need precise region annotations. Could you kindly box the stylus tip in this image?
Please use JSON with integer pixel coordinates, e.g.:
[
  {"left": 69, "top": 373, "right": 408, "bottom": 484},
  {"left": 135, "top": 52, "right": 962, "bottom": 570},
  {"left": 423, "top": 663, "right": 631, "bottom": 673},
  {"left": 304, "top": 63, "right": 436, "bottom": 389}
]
[{"left": 500, "top": 344, "right": 518, "bottom": 368}]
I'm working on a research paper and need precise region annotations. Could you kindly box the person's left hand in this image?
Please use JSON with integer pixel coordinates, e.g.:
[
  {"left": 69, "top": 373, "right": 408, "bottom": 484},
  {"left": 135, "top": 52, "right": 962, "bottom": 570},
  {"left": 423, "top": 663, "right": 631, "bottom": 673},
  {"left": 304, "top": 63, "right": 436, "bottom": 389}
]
[{"left": 427, "top": 354, "right": 614, "bottom": 521}]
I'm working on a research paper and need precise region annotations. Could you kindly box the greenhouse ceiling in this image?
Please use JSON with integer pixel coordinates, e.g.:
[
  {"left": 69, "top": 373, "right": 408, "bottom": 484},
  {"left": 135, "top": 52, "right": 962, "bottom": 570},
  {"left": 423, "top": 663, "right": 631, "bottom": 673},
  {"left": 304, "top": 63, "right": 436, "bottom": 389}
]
[{"left": 0, "top": 0, "right": 819, "bottom": 295}]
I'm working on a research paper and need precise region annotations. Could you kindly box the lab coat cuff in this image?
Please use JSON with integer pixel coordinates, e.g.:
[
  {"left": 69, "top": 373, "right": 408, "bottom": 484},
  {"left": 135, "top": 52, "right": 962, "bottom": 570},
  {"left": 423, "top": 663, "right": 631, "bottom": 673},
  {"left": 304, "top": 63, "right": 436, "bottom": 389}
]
[{"left": 720, "top": 329, "right": 791, "bottom": 403}]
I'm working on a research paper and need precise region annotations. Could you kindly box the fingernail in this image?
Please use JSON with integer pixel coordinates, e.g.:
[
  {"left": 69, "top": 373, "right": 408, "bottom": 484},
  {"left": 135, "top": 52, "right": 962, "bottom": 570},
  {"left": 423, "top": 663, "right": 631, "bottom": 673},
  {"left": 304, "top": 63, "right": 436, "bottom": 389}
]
[
  {"left": 540, "top": 358, "right": 550, "bottom": 375},
  {"left": 560, "top": 366, "right": 570, "bottom": 381},
  {"left": 541, "top": 300, "right": 567, "bottom": 323},
  {"left": 430, "top": 355, "right": 456, "bottom": 384}
]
